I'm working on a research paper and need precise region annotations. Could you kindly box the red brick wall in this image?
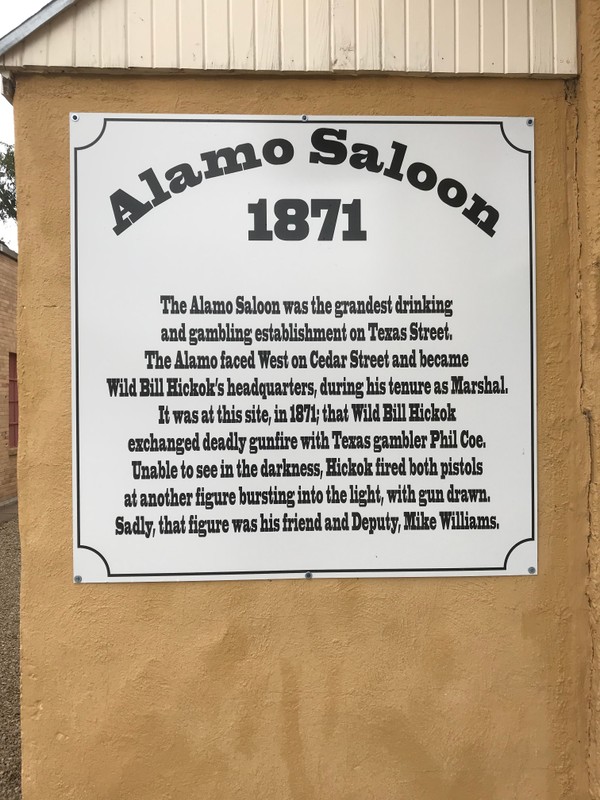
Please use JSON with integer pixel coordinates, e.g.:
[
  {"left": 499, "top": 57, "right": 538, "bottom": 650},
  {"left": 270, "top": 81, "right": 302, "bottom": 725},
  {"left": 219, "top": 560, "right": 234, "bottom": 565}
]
[{"left": 0, "top": 244, "right": 17, "bottom": 502}]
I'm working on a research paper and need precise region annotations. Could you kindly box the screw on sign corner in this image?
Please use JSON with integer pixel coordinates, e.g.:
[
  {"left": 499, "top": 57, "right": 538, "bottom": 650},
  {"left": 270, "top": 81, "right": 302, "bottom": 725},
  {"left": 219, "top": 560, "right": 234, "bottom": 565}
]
[
  {"left": 74, "top": 575, "right": 83, "bottom": 583},
  {"left": 528, "top": 567, "right": 536, "bottom": 575}
]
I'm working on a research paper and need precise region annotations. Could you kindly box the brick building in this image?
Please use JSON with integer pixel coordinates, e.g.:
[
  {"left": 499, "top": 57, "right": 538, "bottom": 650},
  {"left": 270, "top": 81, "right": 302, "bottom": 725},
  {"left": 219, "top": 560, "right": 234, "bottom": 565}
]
[{"left": 0, "top": 240, "right": 17, "bottom": 503}]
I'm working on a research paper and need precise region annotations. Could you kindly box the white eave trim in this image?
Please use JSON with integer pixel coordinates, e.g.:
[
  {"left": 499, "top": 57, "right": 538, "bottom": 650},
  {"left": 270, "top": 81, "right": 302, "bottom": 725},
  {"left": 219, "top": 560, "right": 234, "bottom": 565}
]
[
  {"left": 0, "top": 0, "right": 78, "bottom": 57},
  {"left": 0, "top": 0, "right": 579, "bottom": 78}
]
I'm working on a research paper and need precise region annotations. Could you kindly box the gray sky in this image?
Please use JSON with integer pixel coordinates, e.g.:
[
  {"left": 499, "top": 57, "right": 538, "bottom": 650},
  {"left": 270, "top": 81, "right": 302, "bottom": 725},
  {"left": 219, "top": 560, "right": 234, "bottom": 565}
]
[{"left": 1, "top": 0, "right": 47, "bottom": 247}]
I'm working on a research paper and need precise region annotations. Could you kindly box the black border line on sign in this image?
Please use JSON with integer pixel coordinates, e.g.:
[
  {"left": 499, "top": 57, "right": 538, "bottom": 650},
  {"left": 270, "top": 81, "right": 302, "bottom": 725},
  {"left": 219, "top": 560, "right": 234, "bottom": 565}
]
[{"left": 72, "top": 116, "right": 536, "bottom": 580}]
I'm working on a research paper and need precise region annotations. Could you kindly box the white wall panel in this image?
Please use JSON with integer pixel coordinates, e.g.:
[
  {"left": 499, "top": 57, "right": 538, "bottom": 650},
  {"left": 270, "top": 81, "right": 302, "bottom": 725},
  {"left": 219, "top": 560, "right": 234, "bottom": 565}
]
[
  {"left": 178, "top": 0, "right": 204, "bottom": 69},
  {"left": 255, "top": 0, "right": 280, "bottom": 70},
  {"left": 432, "top": 0, "right": 455, "bottom": 73},
  {"left": 100, "top": 0, "right": 126, "bottom": 68},
  {"left": 530, "top": 0, "right": 554, "bottom": 73},
  {"left": 505, "top": 0, "right": 529, "bottom": 74},
  {"left": 481, "top": 0, "right": 504, "bottom": 73},
  {"left": 21, "top": 26, "right": 48, "bottom": 68},
  {"left": 127, "top": 0, "right": 153, "bottom": 68},
  {"left": 153, "top": 0, "right": 179, "bottom": 68},
  {"left": 280, "top": 0, "right": 305, "bottom": 71},
  {"left": 0, "top": 0, "right": 579, "bottom": 76},
  {"left": 230, "top": 0, "right": 255, "bottom": 70},
  {"left": 357, "top": 0, "right": 381, "bottom": 71},
  {"left": 332, "top": 0, "right": 356, "bottom": 71},
  {"left": 74, "top": 0, "right": 100, "bottom": 67},
  {"left": 455, "top": 0, "right": 479, "bottom": 73},
  {"left": 46, "top": 6, "right": 75, "bottom": 67},
  {"left": 553, "top": 0, "right": 577, "bottom": 74},
  {"left": 405, "top": 0, "right": 431, "bottom": 72},
  {"left": 306, "top": 0, "right": 330, "bottom": 71},
  {"left": 382, "top": 0, "right": 405, "bottom": 72},
  {"left": 203, "top": 0, "right": 229, "bottom": 69}
]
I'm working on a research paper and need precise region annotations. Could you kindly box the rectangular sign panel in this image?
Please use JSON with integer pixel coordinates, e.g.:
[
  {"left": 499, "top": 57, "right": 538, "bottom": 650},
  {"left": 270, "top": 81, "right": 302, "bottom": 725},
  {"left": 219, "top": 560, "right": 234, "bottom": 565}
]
[{"left": 71, "top": 114, "right": 536, "bottom": 582}]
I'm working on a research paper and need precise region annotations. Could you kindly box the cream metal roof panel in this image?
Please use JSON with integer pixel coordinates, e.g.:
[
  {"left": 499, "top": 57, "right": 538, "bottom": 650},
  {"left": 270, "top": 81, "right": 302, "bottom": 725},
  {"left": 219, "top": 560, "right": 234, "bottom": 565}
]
[
  {"left": 432, "top": 0, "right": 456, "bottom": 74},
  {"left": 382, "top": 0, "right": 406, "bottom": 72},
  {"left": 280, "top": 0, "right": 304, "bottom": 70},
  {"left": 306, "top": 0, "right": 330, "bottom": 71},
  {"left": 0, "top": 0, "right": 578, "bottom": 76},
  {"left": 481, "top": 0, "right": 504, "bottom": 74},
  {"left": 455, "top": 0, "right": 480, "bottom": 72},
  {"left": 178, "top": 0, "right": 204, "bottom": 70},
  {"left": 505, "top": 0, "right": 530, "bottom": 74},
  {"left": 554, "top": 0, "right": 577, "bottom": 73}
]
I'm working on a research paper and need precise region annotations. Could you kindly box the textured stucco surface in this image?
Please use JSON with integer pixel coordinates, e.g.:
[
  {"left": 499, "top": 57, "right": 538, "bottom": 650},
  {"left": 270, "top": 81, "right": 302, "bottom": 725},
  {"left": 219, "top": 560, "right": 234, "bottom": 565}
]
[
  {"left": 14, "top": 74, "right": 589, "bottom": 799},
  {"left": 577, "top": 0, "right": 600, "bottom": 796}
]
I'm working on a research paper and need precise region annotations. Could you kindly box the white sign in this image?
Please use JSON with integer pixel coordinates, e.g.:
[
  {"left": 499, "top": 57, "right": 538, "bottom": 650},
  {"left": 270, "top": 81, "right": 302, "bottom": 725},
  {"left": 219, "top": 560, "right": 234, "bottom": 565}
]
[{"left": 71, "top": 114, "right": 536, "bottom": 582}]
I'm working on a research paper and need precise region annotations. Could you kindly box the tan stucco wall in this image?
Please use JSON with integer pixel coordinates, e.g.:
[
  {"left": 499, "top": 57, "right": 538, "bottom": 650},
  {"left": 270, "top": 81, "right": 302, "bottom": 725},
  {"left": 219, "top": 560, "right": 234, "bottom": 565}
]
[
  {"left": 576, "top": 1, "right": 600, "bottom": 795},
  {"left": 14, "top": 73, "right": 589, "bottom": 799}
]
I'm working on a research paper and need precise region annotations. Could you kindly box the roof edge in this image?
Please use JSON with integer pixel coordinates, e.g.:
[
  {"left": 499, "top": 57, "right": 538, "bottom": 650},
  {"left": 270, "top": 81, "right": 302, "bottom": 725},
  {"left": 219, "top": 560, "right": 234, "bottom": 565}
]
[
  {"left": 0, "top": 0, "right": 78, "bottom": 57},
  {"left": 1, "top": 71, "right": 15, "bottom": 104},
  {"left": 0, "top": 242, "right": 17, "bottom": 261}
]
